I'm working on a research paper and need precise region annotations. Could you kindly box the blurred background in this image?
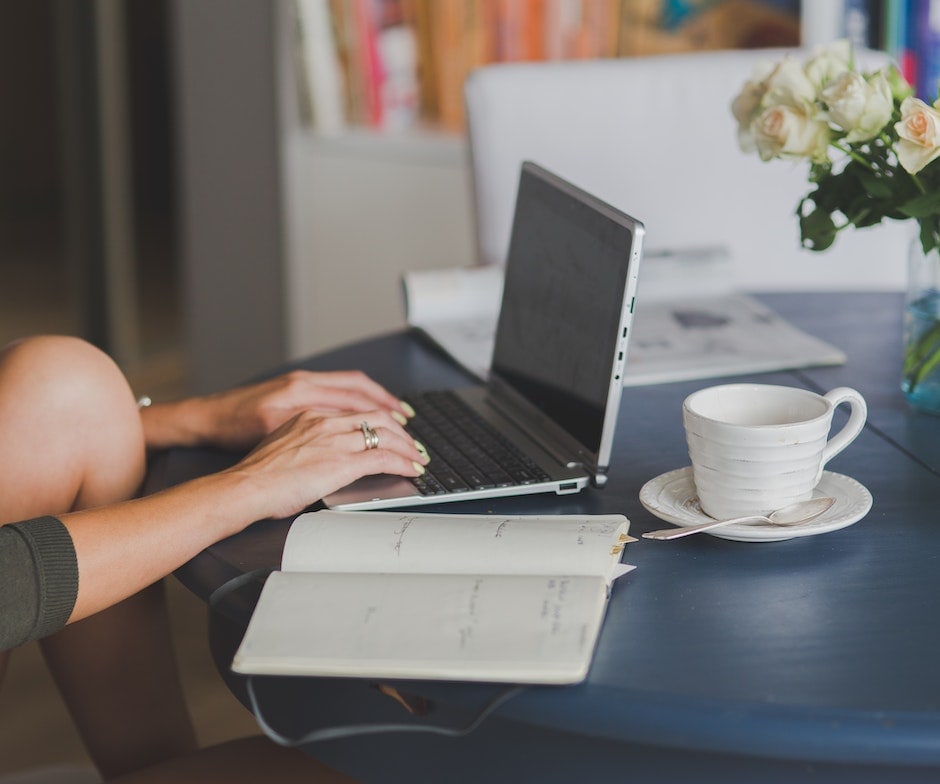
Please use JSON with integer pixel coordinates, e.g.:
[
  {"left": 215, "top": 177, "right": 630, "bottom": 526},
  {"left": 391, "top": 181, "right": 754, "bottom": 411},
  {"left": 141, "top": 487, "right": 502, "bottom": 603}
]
[
  {"left": 0, "top": 1, "right": 258, "bottom": 774},
  {"left": 0, "top": 0, "right": 184, "bottom": 398}
]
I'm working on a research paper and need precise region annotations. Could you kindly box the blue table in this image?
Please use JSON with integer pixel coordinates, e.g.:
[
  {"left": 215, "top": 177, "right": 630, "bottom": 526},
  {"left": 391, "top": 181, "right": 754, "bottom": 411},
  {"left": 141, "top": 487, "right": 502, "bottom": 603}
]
[{"left": 153, "top": 292, "right": 940, "bottom": 783}]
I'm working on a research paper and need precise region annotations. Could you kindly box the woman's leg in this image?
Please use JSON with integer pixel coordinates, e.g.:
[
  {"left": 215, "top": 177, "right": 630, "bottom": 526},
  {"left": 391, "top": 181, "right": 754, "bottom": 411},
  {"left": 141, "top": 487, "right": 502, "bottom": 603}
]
[{"left": 0, "top": 336, "right": 197, "bottom": 778}]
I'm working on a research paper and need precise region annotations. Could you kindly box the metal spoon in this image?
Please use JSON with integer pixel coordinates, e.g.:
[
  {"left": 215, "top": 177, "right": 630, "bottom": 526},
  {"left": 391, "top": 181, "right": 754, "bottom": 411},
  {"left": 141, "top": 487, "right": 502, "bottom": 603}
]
[{"left": 642, "top": 496, "right": 837, "bottom": 540}]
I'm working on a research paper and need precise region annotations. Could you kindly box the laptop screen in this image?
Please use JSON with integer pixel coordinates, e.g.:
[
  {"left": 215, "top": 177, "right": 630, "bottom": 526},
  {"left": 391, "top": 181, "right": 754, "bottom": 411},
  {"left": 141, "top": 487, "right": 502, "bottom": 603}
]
[{"left": 490, "top": 163, "right": 639, "bottom": 454}]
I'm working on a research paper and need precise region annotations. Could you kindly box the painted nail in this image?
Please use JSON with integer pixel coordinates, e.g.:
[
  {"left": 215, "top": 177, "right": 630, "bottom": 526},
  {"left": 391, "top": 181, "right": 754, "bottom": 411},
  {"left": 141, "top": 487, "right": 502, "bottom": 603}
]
[
  {"left": 412, "top": 461, "right": 426, "bottom": 475},
  {"left": 414, "top": 439, "right": 428, "bottom": 455},
  {"left": 391, "top": 411, "right": 408, "bottom": 426},
  {"left": 399, "top": 400, "right": 416, "bottom": 418}
]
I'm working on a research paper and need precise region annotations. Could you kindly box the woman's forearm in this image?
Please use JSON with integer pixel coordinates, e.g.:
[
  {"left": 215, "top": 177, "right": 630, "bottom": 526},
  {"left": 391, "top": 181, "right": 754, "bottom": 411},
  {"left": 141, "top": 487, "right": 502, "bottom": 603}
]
[
  {"left": 139, "top": 398, "right": 215, "bottom": 451},
  {"left": 80, "top": 392, "right": 426, "bottom": 624},
  {"left": 61, "top": 468, "right": 255, "bottom": 623},
  {"left": 63, "top": 404, "right": 426, "bottom": 624}
]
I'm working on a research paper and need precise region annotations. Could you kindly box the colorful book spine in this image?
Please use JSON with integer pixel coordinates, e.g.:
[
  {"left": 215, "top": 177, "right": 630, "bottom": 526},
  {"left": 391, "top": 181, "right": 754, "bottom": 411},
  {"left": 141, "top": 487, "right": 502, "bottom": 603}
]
[
  {"left": 883, "top": 0, "right": 917, "bottom": 86},
  {"left": 915, "top": 0, "right": 940, "bottom": 100},
  {"left": 352, "top": 0, "right": 385, "bottom": 126},
  {"left": 295, "top": 0, "right": 347, "bottom": 134}
]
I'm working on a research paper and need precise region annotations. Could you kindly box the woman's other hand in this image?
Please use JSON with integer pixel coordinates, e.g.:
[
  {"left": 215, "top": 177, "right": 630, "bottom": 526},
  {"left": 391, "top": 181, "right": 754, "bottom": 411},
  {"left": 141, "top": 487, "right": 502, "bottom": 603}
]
[{"left": 140, "top": 370, "right": 414, "bottom": 451}]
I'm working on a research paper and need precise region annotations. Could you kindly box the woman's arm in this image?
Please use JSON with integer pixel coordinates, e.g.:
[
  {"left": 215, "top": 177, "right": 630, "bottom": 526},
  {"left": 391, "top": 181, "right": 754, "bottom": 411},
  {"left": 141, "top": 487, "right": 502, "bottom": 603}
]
[
  {"left": 0, "top": 337, "right": 425, "bottom": 641},
  {"left": 64, "top": 406, "right": 427, "bottom": 623}
]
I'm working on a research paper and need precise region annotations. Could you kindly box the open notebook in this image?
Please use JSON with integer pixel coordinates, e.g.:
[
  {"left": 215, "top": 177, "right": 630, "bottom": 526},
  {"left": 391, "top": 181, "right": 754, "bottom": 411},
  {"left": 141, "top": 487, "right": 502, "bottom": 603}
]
[{"left": 232, "top": 510, "right": 635, "bottom": 684}]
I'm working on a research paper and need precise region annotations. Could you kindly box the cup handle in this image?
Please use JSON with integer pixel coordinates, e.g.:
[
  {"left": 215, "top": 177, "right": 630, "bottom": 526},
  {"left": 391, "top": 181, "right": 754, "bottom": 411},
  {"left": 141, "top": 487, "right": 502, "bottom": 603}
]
[{"left": 819, "top": 387, "right": 867, "bottom": 480}]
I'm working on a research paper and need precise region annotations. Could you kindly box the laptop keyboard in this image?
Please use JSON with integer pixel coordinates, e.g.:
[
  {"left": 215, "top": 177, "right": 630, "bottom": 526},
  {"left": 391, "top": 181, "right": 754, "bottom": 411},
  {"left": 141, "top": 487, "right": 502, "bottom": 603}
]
[{"left": 404, "top": 390, "right": 551, "bottom": 497}]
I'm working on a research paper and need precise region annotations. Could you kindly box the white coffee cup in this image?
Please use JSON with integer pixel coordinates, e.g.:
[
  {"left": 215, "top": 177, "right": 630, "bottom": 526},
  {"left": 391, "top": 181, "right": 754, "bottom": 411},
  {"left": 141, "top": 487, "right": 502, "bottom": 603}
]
[{"left": 682, "top": 384, "right": 867, "bottom": 520}]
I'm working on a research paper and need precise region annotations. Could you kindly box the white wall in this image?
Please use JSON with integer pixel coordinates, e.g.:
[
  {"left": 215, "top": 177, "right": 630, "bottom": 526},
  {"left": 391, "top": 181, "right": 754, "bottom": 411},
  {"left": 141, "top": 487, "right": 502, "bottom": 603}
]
[{"left": 282, "top": 131, "right": 475, "bottom": 360}]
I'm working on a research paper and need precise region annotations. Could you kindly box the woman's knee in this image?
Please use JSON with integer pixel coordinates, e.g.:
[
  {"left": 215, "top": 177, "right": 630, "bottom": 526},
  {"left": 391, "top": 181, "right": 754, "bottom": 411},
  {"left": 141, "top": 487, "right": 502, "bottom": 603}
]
[{"left": 0, "top": 335, "right": 145, "bottom": 515}]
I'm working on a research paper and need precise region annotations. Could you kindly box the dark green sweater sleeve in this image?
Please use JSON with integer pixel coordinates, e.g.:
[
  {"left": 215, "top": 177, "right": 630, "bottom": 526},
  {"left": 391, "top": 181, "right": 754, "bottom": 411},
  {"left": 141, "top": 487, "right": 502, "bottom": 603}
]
[{"left": 0, "top": 516, "right": 78, "bottom": 652}]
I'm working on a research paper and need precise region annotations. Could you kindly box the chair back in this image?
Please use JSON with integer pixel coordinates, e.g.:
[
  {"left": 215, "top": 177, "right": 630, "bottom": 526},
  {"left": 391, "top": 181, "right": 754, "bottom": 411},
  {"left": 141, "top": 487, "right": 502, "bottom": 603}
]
[{"left": 464, "top": 49, "right": 909, "bottom": 291}]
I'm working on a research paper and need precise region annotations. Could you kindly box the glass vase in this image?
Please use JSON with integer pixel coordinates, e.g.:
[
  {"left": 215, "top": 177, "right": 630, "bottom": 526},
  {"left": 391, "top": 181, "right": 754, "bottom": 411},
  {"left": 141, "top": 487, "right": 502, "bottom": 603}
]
[{"left": 902, "top": 238, "right": 940, "bottom": 413}]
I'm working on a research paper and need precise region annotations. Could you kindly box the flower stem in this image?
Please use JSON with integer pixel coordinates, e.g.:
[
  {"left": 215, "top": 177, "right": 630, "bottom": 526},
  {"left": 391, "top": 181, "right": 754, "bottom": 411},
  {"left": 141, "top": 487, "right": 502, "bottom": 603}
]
[
  {"left": 904, "top": 320, "right": 940, "bottom": 391},
  {"left": 908, "top": 170, "right": 927, "bottom": 195},
  {"left": 832, "top": 141, "right": 875, "bottom": 170}
]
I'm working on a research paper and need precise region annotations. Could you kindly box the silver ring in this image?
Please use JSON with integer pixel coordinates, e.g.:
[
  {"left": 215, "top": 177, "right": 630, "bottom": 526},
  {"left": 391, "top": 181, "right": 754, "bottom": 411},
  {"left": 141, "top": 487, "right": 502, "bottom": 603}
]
[{"left": 360, "top": 421, "right": 379, "bottom": 450}]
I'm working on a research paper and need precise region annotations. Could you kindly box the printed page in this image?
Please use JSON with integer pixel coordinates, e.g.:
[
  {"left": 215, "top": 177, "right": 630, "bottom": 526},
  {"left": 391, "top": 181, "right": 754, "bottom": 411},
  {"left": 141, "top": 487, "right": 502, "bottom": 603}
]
[
  {"left": 402, "top": 265, "right": 504, "bottom": 325},
  {"left": 623, "top": 292, "right": 847, "bottom": 386},
  {"left": 282, "top": 510, "right": 634, "bottom": 582},
  {"left": 410, "top": 316, "right": 496, "bottom": 379},
  {"left": 402, "top": 265, "right": 505, "bottom": 378},
  {"left": 402, "top": 264, "right": 845, "bottom": 386},
  {"left": 232, "top": 571, "right": 611, "bottom": 683}
]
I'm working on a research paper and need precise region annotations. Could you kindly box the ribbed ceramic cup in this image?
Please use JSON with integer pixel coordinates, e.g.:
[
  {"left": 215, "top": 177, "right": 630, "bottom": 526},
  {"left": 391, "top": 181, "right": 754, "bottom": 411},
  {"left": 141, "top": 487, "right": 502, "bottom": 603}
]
[{"left": 683, "top": 384, "right": 867, "bottom": 520}]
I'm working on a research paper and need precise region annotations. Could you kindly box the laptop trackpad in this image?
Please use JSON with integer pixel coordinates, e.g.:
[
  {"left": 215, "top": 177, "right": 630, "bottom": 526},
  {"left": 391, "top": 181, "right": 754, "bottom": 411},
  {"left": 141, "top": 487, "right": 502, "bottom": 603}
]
[{"left": 324, "top": 474, "right": 416, "bottom": 507}]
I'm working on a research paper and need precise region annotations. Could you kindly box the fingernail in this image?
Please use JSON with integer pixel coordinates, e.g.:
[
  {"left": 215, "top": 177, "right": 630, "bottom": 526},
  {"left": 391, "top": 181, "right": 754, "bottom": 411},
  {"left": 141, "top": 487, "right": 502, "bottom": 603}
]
[
  {"left": 412, "top": 461, "right": 426, "bottom": 475},
  {"left": 392, "top": 411, "right": 408, "bottom": 426},
  {"left": 399, "top": 400, "right": 416, "bottom": 418},
  {"left": 414, "top": 439, "right": 428, "bottom": 455}
]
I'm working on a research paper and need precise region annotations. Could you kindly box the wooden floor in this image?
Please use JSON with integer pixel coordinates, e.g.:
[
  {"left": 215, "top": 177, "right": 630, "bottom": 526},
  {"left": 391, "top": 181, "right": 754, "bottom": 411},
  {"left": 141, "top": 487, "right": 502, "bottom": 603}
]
[{"left": 0, "top": 217, "right": 259, "bottom": 777}]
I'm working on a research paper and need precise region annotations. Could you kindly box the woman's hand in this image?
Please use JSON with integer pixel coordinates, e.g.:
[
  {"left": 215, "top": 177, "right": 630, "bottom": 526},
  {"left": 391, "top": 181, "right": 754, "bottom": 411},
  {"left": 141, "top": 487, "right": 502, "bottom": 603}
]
[
  {"left": 140, "top": 370, "right": 414, "bottom": 451},
  {"left": 223, "top": 407, "right": 428, "bottom": 522},
  {"left": 60, "top": 406, "right": 428, "bottom": 623}
]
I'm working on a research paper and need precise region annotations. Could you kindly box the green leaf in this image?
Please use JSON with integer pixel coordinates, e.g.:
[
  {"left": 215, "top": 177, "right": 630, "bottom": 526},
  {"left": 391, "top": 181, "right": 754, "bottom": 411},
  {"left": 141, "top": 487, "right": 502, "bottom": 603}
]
[
  {"left": 798, "top": 203, "right": 838, "bottom": 251},
  {"left": 853, "top": 210, "right": 883, "bottom": 229},
  {"left": 919, "top": 216, "right": 940, "bottom": 255},
  {"left": 899, "top": 190, "right": 940, "bottom": 219},
  {"left": 854, "top": 168, "right": 894, "bottom": 199}
]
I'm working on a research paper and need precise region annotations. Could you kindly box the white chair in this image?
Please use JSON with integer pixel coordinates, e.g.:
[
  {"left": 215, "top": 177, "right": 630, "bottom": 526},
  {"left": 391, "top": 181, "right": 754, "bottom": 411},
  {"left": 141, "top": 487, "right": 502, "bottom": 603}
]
[{"left": 464, "top": 48, "right": 910, "bottom": 291}]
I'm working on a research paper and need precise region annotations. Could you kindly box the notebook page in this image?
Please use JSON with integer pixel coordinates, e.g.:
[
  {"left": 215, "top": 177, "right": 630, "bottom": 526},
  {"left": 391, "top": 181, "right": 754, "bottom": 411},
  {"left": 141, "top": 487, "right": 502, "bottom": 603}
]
[
  {"left": 281, "top": 510, "right": 632, "bottom": 580},
  {"left": 232, "top": 571, "right": 611, "bottom": 683}
]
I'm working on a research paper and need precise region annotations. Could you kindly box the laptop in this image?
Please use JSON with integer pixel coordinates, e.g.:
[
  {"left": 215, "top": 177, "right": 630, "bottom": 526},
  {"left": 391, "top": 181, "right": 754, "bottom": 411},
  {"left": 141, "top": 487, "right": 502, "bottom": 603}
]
[{"left": 325, "top": 161, "right": 645, "bottom": 510}]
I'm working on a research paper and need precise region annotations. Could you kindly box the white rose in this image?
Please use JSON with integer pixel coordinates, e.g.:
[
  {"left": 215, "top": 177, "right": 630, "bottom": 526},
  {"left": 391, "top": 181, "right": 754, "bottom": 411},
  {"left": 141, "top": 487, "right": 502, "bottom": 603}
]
[
  {"left": 731, "top": 79, "right": 767, "bottom": 152},
  {"left": 731, "top": 60, "right": 779, "bottom": 151},
  {"left": 895, "top": 96, "right": 940, "bottom": 174},
  {"left": 821, "top": 70, "right": 893, "bottom": 142},
  {"left": 753, "top": 104, "right": 831, "bottom": 163},
  {"left": 763, "top": 57, "right": 818, "bottom": 113},
  {"left": 804, "top": 39, "right": 854, "bottom": 91}
]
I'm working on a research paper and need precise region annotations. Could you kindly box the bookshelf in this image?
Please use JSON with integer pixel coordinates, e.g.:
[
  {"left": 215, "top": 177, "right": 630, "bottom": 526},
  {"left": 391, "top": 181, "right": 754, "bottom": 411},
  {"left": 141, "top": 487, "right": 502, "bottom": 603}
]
[{"left": 296, "top": 0, "right": 805, "bottom": 136}]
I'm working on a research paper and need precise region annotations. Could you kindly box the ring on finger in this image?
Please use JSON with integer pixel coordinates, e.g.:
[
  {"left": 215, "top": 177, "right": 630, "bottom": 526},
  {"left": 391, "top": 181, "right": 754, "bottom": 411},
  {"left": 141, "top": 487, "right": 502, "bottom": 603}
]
[{"left": 360, "top": 421, "right": 380, "bottom": 450}]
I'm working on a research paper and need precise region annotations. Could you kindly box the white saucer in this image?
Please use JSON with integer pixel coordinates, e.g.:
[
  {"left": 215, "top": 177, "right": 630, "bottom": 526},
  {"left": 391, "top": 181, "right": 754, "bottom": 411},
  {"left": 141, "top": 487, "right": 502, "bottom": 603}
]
[{"left": 639, "top": 467, "right": 873, "bottom": 542}]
